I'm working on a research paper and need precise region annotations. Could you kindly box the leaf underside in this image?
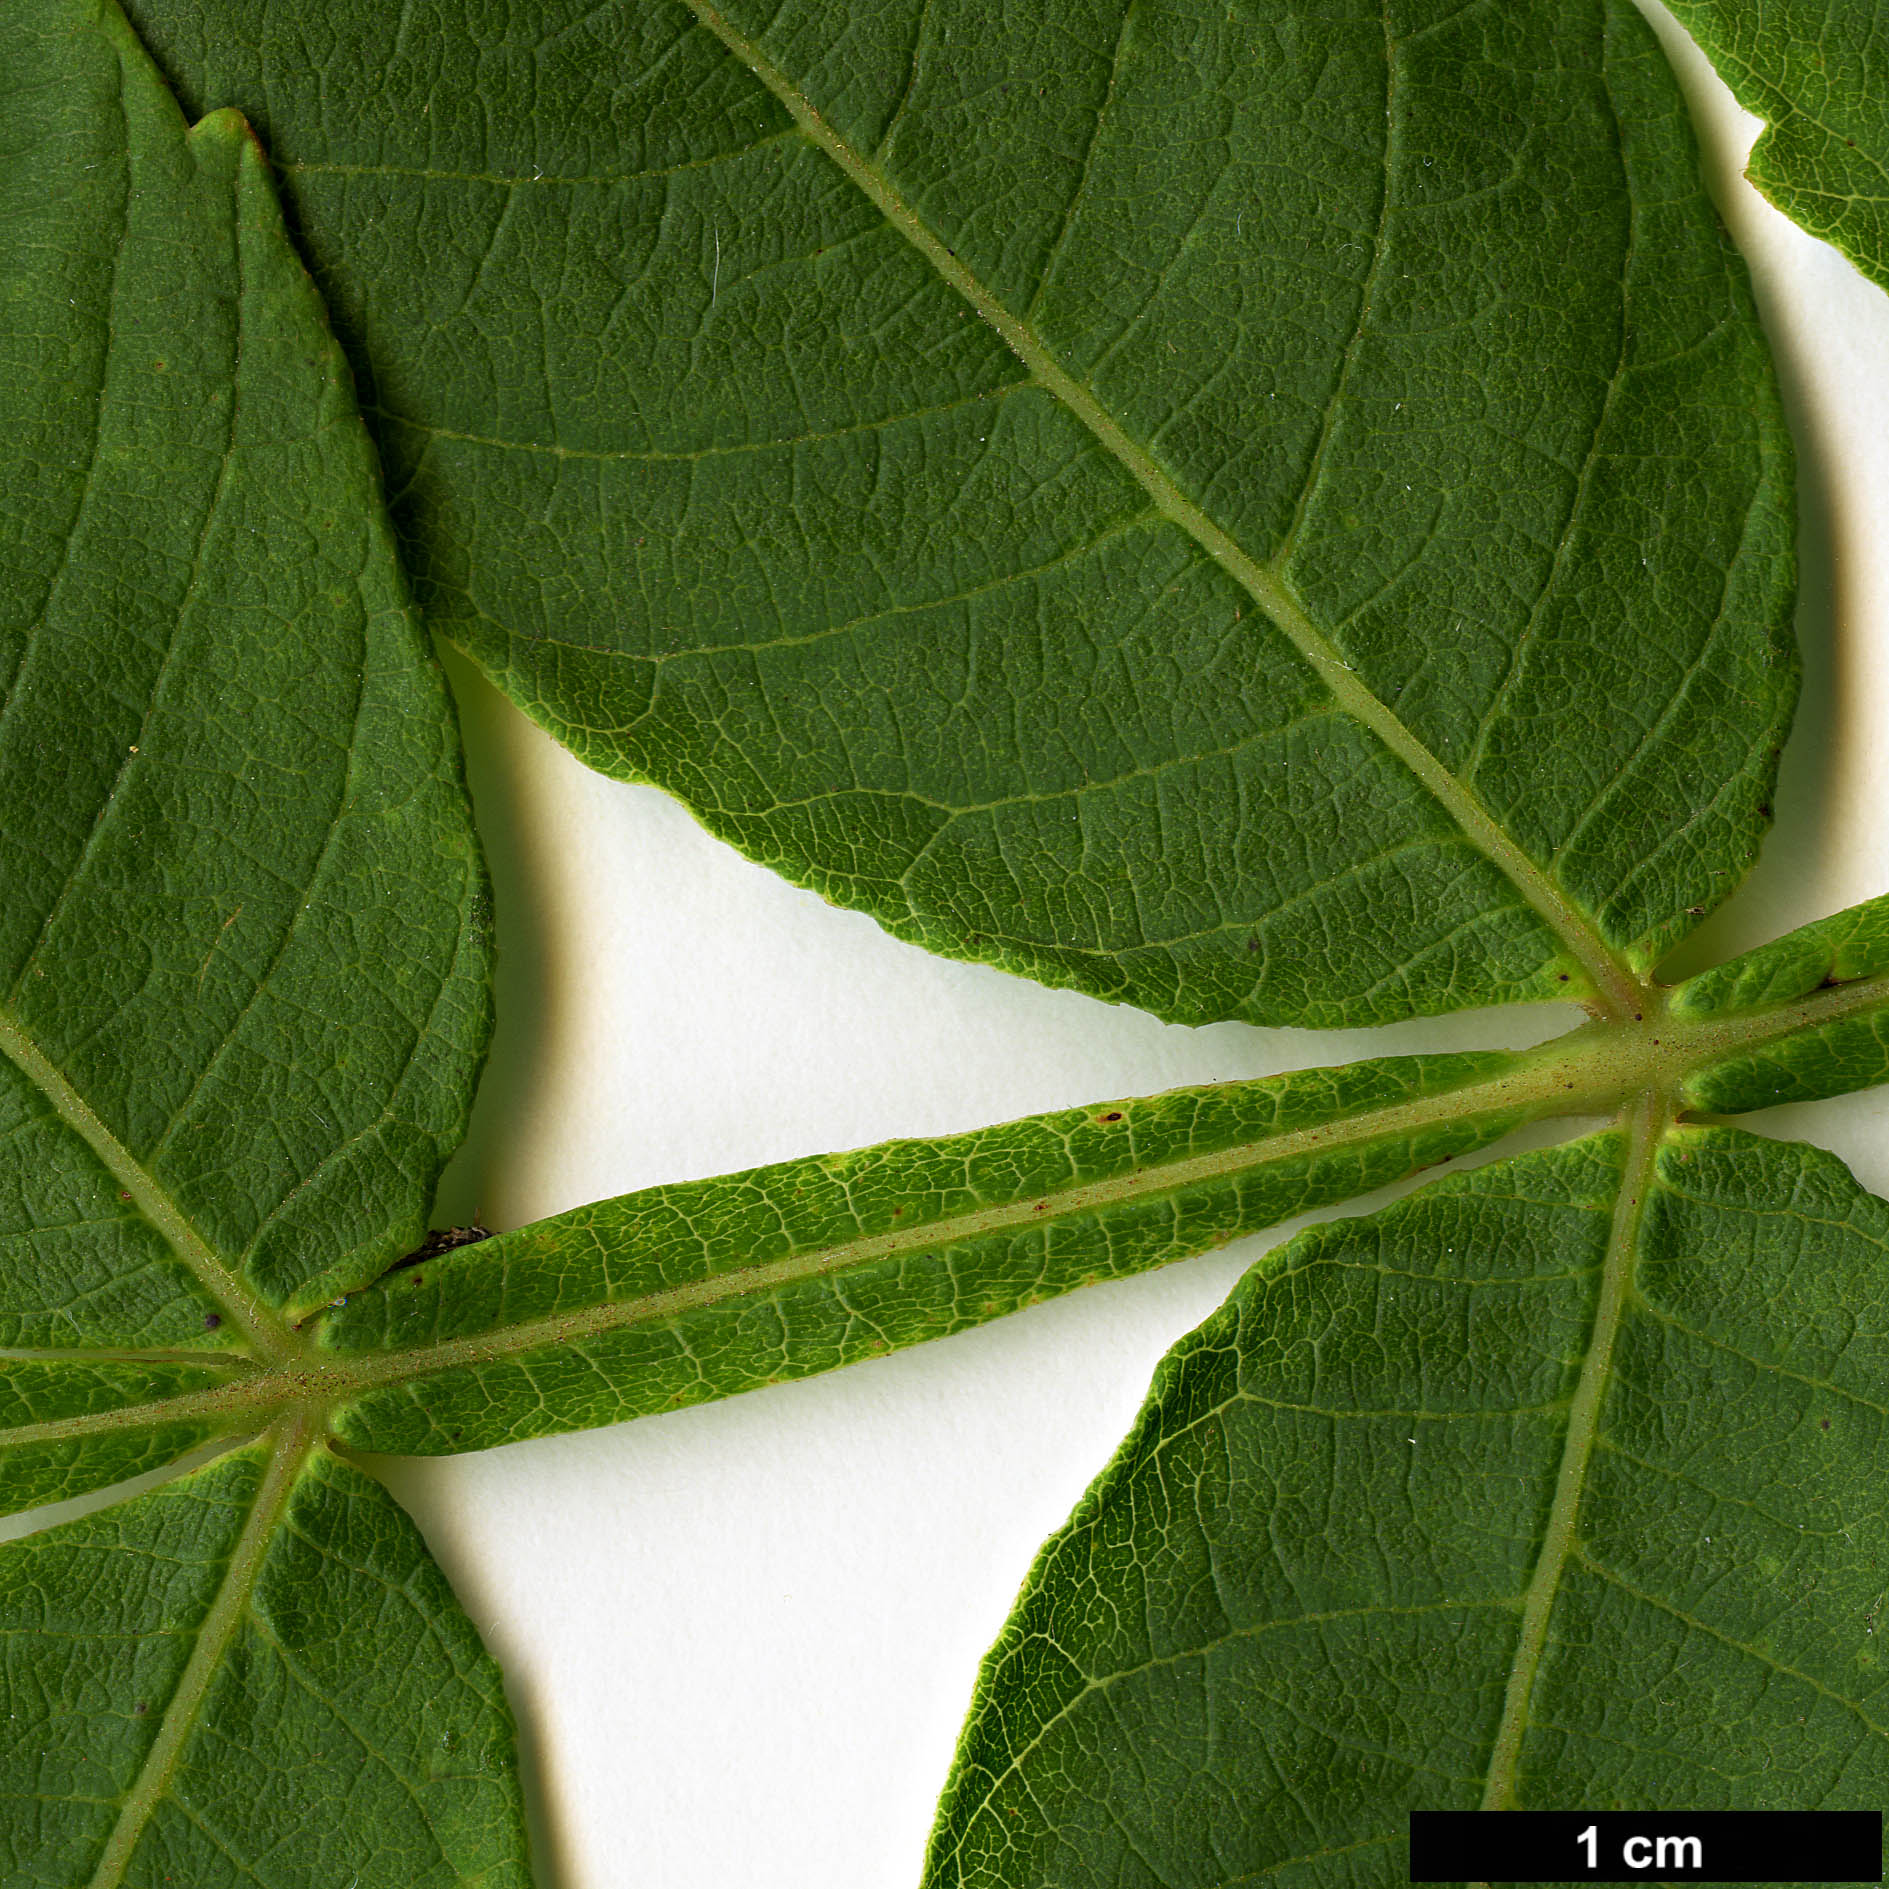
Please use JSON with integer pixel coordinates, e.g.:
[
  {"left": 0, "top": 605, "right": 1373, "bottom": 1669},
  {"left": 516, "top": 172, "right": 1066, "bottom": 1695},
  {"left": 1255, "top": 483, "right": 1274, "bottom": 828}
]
[
  {"left": 1, "top": 4, "right": 527, "bottom": 1882},
  {"left": 5, "top": 2, "right": 1889, "bottom": 1886},
  {"left": 5, "top": 1441, "right": 529, "bottom": 1889},
  {"left": 124, "top": 0, "right": 1797, "bottom": 1028},
  {"left": 925, "top": 1123, "right": 1889, "bottom": 1886},
  {"left": 1664, "top": 0, "right": 1889, "bottom": 296}
]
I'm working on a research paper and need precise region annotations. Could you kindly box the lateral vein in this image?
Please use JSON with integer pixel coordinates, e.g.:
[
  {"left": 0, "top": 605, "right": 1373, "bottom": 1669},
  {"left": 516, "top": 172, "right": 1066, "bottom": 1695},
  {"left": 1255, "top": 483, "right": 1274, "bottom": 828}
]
[{"left": 676, "top": 0, "right": 1644, "bottom": 1020}]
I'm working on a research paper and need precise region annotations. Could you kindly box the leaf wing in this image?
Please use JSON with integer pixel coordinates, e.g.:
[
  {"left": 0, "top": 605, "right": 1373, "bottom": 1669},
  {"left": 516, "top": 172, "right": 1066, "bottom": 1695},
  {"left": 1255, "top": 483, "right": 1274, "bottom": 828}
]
[
  {"left": 1673, "top": 892, "right": 1889, "bottom": 1113},
  {"left": 321, "top": 1047, "right": 1546, "bottom": 1454},
  {"left": 71, "top": 897, "right": 1889, "bottom": 1478},
  {"left": 120, "top": 0, "right": 1796, "bottom": 1026}
]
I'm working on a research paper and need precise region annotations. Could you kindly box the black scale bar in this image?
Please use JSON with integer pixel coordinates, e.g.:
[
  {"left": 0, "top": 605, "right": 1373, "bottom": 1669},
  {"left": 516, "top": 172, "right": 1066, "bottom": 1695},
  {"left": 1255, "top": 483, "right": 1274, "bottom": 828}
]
[{"left": 1409, "top": 1810, "right": 1883, "bottom": 1883}]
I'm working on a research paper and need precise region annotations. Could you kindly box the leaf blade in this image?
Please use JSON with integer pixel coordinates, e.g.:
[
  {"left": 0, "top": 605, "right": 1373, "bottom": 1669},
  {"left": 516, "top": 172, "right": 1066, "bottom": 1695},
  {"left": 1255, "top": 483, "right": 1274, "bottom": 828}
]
[
  {"left": 923, "top": 1123, "right": 1889, "bottom": 1885},
  {"left": 1664, "top": 0, "right": 1889, "bottom": 294},
  {"left": 1672, "top": 894, "right": 1889, "bottom": 1112},
  {"left": 120, "top": 0, "right": 1797, "bottom": 1027},
  {"left": 0, "top": 1432, "right": 533, "bottom": 1888},
  {"left": 324, "top": 1046, "right": 1556, "bottom": 1455},
  {"left": 1, "top": 0, "right": 492, "bottom": 1351},
  {"left": 0, "top": 1356, "right": 251, "bottom": 1514}
]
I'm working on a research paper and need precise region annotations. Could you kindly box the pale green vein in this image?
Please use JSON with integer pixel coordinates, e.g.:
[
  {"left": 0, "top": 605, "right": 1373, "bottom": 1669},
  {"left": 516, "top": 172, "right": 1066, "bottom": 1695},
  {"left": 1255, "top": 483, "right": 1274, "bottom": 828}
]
[
  {"left": 1480, "top": 1087, "right": 1669, "bottom": 1807},
  {"left": 0, "top": 1346, "right": 257, "bottom": 1369},
  {"left": 0, "top": 1025, "right": 1635, "bottom": 1456},
  {"left": 9, "top": 973, "right": 1889, "bottom": 1458},
  {"left": 371, "top": 383, "right": 1015, "bottom": 467},
  {"left": 941, "top": 1597, "right": 1497, "bottom": 1869},
  {"left": 0, "top": 1006, "right": 302, "bottom": 1364},
  {"left": 84, "top": 1411, "right": 316, "bottom": 1889},
  {"left": 675, "top": 0, "right": 1647, "bottom": 1022},
  {"left": 1269, "top": 0, "right": 1397, "bottom": 573},
  {"left": 1570, "top": 1544, "right": 1889, "bottom": 1739},
  {"left": 279, "top": 128, "right": 801, "bottom": 191}
]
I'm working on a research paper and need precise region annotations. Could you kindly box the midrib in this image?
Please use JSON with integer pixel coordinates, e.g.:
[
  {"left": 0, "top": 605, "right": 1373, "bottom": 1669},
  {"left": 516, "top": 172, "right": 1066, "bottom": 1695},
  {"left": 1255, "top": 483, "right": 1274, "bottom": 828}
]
[
  {"left": 675, "top": 0, "right": 1644, "bottom": 1022},
  {"left": 0, "top": 1035, "right": 1629, "bottom": 1450},
  {"left": 10, "top": 967, "right": 1889, "bottom": 1449},
  {"left": 84, "top": 1413, "right": 317, "bottom": 1889},
  {"left": 1479, "top": 1088, "right": 1669, "bottom": 1806},
  {"left": 0, "top": 1004, "right": 299, "bottom": 1362}
]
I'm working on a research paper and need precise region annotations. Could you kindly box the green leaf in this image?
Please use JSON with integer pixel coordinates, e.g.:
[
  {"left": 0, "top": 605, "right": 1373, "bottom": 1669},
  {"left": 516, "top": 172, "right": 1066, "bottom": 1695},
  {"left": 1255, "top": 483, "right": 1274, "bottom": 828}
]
[
  {"left": 0, "top": 3, "right": 526, "bottom": 1879},
  {"left": 925, "top": 1120, "right": 1889, "bottom": 1885},
  {"left": 10, "top": 0, "right": 1889, "bottom": 1880},
  {"left": 121, "top": 0, "right": 1796, "bottom": 1029},
  {"left": 0, "top": 0, "right": 490, "bottom": 1515},
  {"left": 1, "top": 1432, "right": 530, "bottom": 1887},
  {"left": 1664, "top": 1, "right": 1889, "bottom": 294},
  {"left": 21, "top": 926, "right": 1889, "bottom": 1520},
  {"left": 0, "top": 1042, "right": 1595, "bottom": 1472},
  {"left": 307, "top": 939, "right": 1889, "bottom": 1458},
  {"left": 1671, "top": 890, "right": 1889, "bottom": 1018},
  {"left": 319, "top": 1046, "right": 1548, "bottom": 1454},
  {"left": 1673, "top": 892, "right": 1889, "bottom": 1113}
]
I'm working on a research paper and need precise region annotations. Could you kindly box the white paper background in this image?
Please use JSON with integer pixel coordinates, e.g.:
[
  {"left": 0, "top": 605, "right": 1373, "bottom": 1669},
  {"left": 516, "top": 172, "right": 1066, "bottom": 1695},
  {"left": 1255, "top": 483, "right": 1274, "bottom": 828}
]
[{"left": 312, "top": 10, "right": 1889, "bottom": 1884}]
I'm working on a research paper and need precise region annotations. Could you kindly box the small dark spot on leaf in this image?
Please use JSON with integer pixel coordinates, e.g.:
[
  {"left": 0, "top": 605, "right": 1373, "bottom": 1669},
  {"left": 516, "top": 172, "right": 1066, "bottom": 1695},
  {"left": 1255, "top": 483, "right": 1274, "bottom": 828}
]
[
  {"left": 1558, "top": 972, "right": 1570, "bottom": 982},
  {"left": 391, "top": 1223, "right": 493, "bottom": 1274},
  {"left": 133, "top": 1701, "right": 148, "bottom": 1715},
  {"left": 1758, "top": 804, "right": 1773, "bottom": 818},
  {"left": 119, "top": 1190, "right": 132, "bottom": 1202},
  {"left": 1823, "top": 1417, "right": 1832, "bottom": 1431},
  {"left": 1101, "top": 1111, "right": 1122, "bottom": 1122},
  {"left": 203, "top": 1313, "right": 221, "bottom": 1330},
  {"left": 1246, "top": 935, "right": 1261, "bottom": 952}
]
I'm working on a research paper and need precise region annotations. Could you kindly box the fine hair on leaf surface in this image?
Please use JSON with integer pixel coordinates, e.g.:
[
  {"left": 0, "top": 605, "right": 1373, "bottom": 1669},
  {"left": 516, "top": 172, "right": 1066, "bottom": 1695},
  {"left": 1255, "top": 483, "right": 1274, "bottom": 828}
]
[{"left": 4, "top": 0, "right": 1889, "bottom": 1883}]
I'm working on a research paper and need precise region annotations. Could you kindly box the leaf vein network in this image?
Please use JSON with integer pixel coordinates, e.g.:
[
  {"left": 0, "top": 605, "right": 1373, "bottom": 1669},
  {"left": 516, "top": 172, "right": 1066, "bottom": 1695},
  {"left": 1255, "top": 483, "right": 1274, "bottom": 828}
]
[{"left": 675, "top": 0, "right": 1647, "bottom": 1017}]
